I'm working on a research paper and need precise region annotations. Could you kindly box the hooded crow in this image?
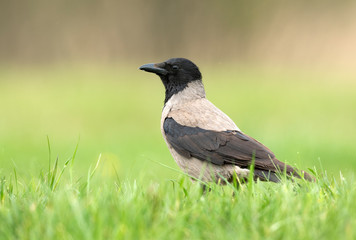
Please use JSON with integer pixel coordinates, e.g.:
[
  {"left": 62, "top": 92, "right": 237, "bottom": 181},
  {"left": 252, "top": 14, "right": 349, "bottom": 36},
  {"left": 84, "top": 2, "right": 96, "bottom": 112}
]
[{"left": 139, "top": 58, "right": 313, "bottom": 183}]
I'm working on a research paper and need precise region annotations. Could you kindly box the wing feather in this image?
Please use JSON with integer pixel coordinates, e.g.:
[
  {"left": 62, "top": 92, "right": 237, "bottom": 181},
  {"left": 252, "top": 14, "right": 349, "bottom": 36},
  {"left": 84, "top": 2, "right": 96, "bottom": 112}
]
[{"left": 163, "top": 117, "right": 311, "bottom": 180}]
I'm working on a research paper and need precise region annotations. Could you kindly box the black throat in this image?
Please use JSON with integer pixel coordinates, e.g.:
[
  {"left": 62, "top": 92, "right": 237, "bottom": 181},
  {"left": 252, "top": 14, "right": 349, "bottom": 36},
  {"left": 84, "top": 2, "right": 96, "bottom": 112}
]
[{"left": 162, "top": 78, "right": 189, "bottom": 104}]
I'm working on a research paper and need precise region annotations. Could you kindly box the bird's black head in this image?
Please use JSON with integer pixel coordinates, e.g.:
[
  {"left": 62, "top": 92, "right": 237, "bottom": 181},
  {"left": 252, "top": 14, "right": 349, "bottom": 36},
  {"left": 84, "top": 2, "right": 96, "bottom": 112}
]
[{"left": 139, "top": 58, "right": 202, "bottom": 103}]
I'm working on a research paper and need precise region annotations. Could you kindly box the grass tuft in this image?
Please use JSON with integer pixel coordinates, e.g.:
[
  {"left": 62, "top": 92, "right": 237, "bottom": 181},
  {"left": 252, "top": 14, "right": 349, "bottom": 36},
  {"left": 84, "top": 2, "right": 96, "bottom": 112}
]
[{"left": 0, "top": 161, "right": 355, "bottom": 239}]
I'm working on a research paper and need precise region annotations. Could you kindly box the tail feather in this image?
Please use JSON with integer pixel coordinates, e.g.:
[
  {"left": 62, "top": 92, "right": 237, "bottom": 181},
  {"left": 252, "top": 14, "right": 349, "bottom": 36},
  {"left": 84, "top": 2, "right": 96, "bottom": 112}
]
[
  {"left": 255, "top": 158, "right": 314, "bottom": 182},
  {"left": 273, "top": 158, "right": 314, "bottom": 181}
]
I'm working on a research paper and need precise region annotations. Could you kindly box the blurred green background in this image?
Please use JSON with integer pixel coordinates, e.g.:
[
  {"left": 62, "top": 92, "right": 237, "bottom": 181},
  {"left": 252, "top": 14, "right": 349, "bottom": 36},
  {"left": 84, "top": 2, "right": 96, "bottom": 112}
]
[{"left": 0, "top": 0, "right": 355, "bottom": 181}]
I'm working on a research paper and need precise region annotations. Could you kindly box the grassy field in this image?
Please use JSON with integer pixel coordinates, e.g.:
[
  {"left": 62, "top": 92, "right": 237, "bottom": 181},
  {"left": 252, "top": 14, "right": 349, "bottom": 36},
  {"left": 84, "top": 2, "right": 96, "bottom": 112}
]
[{"left": 0, "top": 64, "right": 356, "bottom": 239}]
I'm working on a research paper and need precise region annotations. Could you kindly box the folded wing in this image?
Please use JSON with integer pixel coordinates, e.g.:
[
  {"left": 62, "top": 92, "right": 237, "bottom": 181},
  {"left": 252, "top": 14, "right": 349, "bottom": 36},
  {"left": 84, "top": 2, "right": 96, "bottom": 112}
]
[{"left": 164, "top": 117, "right": 311, "bottom": 181}]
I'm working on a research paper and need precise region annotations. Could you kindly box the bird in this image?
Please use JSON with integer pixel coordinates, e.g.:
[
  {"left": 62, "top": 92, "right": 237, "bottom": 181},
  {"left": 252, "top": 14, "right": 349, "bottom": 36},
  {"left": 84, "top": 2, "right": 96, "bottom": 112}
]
[{"left": 139, "top": 58, "right": 313, "bottom": 184}]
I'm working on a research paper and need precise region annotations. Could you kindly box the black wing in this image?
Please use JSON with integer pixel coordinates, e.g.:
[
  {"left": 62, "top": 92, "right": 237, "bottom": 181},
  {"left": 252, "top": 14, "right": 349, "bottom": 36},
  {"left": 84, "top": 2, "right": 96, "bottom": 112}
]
[{"left": 163, "top": 117, "right": 295, "bottom": 175}]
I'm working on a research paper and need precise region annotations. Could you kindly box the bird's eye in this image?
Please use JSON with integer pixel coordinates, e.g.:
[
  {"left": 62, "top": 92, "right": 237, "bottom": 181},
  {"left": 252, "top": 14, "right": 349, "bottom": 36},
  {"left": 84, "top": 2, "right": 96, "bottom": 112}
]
[{"left": 172, "top": 65, "right": 179, "bottom": 70}]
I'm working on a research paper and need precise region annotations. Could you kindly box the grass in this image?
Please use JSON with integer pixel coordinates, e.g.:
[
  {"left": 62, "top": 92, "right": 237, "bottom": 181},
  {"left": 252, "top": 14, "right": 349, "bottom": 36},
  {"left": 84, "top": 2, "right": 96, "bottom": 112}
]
[
  {"left": 0, "top": 158, "right": 355, "bottom": 239},
  {"left": 0, "top": 64, "right": 356, "bottom": 239}
]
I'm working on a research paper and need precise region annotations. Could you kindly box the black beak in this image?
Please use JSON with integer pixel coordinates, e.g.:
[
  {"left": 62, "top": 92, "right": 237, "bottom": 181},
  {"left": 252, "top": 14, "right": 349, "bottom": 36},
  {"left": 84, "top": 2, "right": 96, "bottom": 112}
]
[{"left": 139, "top": 63, "right": 168, "bottom": 75}]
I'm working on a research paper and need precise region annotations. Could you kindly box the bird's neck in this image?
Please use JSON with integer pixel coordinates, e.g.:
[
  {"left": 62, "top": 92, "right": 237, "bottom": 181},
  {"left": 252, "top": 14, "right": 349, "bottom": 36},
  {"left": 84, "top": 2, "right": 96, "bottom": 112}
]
[{"left": 164, "top": 80, "right": 206, "bottom": 106}]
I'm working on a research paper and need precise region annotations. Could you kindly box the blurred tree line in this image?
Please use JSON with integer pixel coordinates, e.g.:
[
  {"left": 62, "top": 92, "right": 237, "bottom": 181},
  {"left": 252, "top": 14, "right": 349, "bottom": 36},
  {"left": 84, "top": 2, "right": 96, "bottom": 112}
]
[{"left": 0, "top": 0, "right": 355, "bottom": 68}]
